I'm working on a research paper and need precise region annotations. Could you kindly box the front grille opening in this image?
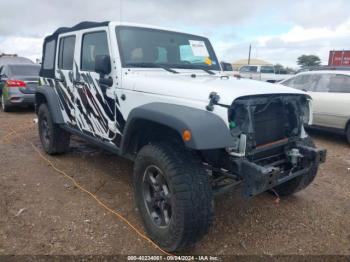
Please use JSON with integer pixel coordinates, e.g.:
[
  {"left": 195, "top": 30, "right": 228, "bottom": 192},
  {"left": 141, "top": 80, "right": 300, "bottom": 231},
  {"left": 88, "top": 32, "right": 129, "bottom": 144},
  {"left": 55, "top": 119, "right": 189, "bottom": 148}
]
[
  {"left": 253, "top": 101, "right": 286, "bottom": 146},
  {"left": 229, "top": 95, "right": 302, "bottom": 153}
]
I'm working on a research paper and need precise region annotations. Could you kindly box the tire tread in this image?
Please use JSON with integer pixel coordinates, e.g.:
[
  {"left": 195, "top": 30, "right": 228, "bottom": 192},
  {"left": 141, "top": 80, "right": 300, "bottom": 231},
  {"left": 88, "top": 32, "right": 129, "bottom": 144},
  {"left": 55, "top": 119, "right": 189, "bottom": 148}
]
[{"left": 134, "top": 143, "right": 213, "bottom": 251}]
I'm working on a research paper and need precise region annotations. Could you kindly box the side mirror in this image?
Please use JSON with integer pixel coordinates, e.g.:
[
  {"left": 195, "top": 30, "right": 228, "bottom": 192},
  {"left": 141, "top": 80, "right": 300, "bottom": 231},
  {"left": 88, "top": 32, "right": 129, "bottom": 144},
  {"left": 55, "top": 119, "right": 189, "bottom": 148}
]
[{"left": 95, "top": 55, "right": 111, "bottom": 75}]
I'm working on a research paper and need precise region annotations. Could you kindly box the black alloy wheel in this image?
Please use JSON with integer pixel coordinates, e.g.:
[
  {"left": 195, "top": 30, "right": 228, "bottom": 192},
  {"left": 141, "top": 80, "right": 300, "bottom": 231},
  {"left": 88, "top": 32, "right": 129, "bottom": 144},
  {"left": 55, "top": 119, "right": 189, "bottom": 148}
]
[{"left": 142, "top": 165, "right": 172, "bottom": 227}]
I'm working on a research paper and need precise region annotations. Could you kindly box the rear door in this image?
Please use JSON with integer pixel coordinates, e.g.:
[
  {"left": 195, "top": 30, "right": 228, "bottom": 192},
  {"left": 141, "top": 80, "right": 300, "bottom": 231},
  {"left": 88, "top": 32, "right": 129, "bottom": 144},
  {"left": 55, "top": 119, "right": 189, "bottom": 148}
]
[
  {"left": 55, "top": 33, "right": 77, "bottom": 126},
  {"left": 312, "top": 73, "right": 350, "bottom": 129},
  {"left": 75, "top": 29, "right": 118, "bottom": 143}
]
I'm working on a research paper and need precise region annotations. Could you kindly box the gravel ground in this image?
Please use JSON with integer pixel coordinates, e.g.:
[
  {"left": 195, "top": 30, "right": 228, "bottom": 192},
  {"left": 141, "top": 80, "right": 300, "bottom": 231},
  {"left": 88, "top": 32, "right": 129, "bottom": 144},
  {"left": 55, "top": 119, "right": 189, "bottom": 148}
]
[{"left": 0, "top": 109, "right": 350, "bottom": 257}]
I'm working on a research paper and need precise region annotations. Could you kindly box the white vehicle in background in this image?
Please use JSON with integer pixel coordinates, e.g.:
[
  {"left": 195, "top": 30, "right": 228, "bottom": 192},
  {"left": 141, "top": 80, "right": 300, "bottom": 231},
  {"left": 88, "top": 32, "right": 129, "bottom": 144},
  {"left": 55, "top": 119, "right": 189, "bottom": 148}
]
[
  {"left": 280, "top": 69, "right": 350, "bottom": 143},
  {"left": 220, "top": 61, "right": 240, "bottom": 77},
  {"left": 239, "top": 64, "right": 292, "bottom": 83}
]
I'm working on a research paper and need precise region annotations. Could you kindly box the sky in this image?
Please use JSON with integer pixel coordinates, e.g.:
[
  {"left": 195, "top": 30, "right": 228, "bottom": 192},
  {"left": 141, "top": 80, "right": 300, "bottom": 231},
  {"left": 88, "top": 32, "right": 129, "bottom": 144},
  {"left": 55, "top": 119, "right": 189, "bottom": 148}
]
[{"left": 0, "top": 0, "right": 349, "bottom": 68}]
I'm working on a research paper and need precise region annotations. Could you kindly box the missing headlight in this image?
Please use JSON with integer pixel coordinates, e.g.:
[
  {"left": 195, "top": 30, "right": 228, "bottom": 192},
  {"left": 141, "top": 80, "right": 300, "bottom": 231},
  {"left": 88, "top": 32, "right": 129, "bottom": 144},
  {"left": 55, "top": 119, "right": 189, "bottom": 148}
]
[
  {"left": 228, "top": 94, "right": 309, "bottom": 154},
  {"left": 302, "top": 99, "right": 313, "bottom": 125}
]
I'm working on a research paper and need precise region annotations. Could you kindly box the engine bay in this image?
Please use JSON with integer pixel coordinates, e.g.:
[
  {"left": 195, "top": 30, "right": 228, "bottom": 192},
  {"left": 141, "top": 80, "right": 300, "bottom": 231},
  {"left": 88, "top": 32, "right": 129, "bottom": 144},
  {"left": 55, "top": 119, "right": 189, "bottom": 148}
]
[{"left": 227, "top": 94, "right": 310, "bottom": 156}]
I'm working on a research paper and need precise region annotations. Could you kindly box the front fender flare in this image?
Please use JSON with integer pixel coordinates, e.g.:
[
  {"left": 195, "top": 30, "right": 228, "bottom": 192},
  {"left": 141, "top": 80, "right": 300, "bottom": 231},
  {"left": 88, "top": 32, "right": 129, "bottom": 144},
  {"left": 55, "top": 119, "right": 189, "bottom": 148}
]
[{"left": 120, "top": 103, "right": 234, "bottom": 153}]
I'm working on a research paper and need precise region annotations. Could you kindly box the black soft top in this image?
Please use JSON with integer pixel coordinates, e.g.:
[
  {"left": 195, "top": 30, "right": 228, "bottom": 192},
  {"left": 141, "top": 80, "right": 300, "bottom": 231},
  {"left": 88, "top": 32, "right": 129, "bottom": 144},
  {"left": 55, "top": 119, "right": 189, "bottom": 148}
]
[
  {"left": 45, "top": 21, "right": 109, "bottom": 42},
  {"left": 40, "top": 21, "right": 109, "bottom": 78}
]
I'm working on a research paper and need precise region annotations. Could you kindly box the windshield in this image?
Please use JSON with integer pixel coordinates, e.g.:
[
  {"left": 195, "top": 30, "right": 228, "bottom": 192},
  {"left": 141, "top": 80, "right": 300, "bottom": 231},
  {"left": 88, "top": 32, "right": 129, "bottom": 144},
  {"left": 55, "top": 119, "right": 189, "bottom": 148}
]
[{"left": 116, "top": 26, "right": 220, "bottom": 71}]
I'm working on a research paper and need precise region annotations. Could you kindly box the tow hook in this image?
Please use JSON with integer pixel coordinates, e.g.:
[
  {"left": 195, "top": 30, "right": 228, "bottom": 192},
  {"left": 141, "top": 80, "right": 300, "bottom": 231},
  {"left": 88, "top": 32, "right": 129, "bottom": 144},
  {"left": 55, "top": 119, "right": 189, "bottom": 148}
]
[
  {"left": 206, "top": 92, "right": 220, "bottom": 111},
  {"left": 287, "top": 148, "right": 303, "bottom": 165}
]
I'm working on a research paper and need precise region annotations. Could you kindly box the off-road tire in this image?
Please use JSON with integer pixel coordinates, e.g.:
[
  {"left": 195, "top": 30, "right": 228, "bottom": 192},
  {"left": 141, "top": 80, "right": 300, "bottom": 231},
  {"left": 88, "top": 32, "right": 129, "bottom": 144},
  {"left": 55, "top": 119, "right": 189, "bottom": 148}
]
[
  {"left": 38, "top": 103, "right": 70, "bottom": 155},
  {"left": 133, "top": 143, "right": 213, "bottom": 252},
  {"left": 1, "top": 93, "right": 11, "bottom": 112},
  {"left": 272, "top": 137, "right": 319, "bottom": 196}
]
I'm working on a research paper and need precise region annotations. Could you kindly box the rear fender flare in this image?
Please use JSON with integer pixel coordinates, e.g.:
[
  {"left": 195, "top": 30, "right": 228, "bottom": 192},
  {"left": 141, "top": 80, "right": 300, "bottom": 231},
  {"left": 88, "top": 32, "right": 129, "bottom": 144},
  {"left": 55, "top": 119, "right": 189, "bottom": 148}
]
[{"left": 35, "top": 86, "right": 64, "bottom": 124}]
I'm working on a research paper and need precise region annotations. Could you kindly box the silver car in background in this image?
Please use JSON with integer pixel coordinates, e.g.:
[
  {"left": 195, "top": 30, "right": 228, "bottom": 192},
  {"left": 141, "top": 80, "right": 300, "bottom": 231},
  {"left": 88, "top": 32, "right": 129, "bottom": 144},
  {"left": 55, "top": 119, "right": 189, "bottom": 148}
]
[
  {"left": 280, "top": 70, "right": 350, "bottom": 143},
  {"left": 0, "top": 64, "right": 40, "bottom": 111}
]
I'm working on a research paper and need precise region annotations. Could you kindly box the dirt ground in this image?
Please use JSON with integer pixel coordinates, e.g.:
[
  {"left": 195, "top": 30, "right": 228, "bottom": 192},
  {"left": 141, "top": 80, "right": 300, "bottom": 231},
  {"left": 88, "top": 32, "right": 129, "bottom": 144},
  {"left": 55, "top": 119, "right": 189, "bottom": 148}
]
[{"left": 0, "top": 109, "right": 350, "bottom": 257}]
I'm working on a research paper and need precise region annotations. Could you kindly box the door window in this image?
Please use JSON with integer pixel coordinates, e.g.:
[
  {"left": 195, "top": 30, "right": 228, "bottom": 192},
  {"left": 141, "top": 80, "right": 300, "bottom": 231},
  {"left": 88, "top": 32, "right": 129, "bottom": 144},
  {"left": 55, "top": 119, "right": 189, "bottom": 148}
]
[
  {"left": 239, "top": 66, "right": 250, "bottom": 73},
  {"left": 81, "top": 31, "right": 110, "bottom": 72},
  {"left": 281, "top": 77, "right": 294, "bottom": 87},
  {"left": 248, "top": 66, "right": 258, "bottom": 72},
  {"left": 328, "top": 74, "right": 350, "bottom": 93},
  {"left": 239, "top": 66, "right": 257, "bottom": 73},
  {"left": 314, "top": 74, "right": 331, "bottom": 92},
  {"left": 260, "top": 66, "right": 274, "bottom": 74},
  {"left": 42, "top": 39, "right": 56, "bottom": 70},
  {"left": 292, "top": 74, "right": 316, "bottom": 91},
  {"left": 58, "top": 35, "right": 76, "bottom": 70}
]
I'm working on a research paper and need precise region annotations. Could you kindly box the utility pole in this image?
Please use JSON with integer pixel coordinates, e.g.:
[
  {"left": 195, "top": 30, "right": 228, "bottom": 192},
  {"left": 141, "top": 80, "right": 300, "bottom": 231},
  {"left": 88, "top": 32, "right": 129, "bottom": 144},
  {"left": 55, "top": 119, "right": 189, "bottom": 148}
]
[{"left": 248, "top": 44, "right": 251, "bottom": 65}]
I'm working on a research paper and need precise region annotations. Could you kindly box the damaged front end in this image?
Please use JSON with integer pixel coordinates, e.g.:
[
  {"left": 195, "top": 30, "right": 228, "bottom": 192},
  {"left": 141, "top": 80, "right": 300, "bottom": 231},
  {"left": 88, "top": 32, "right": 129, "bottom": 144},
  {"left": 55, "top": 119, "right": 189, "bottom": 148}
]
[
  {"left": 227, "top": 94, "right": 311, "bottom": 155},
  {"left": 208, "top": 94, "right": 326, "bottom": 197}
]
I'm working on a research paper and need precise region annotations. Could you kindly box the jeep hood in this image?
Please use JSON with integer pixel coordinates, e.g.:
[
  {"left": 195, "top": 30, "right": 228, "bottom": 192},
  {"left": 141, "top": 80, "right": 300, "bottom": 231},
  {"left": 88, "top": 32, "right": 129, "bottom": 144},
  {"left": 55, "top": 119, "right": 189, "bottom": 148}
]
[{"left": 125, "top": 71, "right": 306, "bottom": 105}]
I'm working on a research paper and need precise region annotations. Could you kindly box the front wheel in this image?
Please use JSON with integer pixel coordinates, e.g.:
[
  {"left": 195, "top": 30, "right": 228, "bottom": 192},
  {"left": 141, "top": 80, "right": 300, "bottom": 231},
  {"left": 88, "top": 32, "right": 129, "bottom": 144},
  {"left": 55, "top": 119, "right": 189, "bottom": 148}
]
[
  {"left": 133, "top": 143, "right": 213, "bottom": 251},
  {"left": 38, "top": 103, "right": 70, "bottom": 155}
]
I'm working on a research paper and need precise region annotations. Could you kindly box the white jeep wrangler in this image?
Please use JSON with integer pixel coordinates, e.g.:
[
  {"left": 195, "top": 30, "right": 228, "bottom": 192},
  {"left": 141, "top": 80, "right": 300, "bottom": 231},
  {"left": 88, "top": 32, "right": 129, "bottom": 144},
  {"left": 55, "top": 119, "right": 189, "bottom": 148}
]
[{"left": 35, "top": 21, "right": 326, "bottom": 251}]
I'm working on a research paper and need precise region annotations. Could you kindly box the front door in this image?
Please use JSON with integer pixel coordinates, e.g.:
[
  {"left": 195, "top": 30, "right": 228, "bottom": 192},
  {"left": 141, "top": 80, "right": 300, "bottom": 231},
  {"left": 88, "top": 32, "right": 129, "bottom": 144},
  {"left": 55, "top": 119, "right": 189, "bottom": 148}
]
[{"left": 74, "top": 30, "right": 119, "bottom": 144}]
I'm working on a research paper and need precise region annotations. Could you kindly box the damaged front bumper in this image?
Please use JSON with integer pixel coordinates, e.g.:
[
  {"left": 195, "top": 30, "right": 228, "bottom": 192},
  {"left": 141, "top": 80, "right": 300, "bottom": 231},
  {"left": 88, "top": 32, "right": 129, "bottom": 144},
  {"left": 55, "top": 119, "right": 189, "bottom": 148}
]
[{"left": 240, "top": 145, "right": 326, "bottom": 198}]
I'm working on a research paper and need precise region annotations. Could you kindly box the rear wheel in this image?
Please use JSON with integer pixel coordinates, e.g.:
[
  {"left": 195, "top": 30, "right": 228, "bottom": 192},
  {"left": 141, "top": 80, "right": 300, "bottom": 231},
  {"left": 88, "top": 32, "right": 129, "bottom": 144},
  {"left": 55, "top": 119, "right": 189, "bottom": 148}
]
[
  {"left": 38, "top": 103, "right": 70, "bottom": 155},
  {"left": 133, "top": 143, "right": 213, "bottom": 251},
  {"left": 272, "top": 137, "right": 319, "bottom": 196}
]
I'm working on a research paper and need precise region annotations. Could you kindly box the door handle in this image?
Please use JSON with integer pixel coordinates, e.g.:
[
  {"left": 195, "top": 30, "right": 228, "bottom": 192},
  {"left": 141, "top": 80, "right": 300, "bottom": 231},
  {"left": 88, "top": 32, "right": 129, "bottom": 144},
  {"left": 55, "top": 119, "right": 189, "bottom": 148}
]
[{"left": 73, "top": 80, "right": 85, "bottom": 85}]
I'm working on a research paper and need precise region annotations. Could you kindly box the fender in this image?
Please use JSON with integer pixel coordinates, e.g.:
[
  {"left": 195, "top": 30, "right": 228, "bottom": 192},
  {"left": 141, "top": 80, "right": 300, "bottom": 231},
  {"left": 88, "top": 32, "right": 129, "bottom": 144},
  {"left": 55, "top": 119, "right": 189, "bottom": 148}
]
[
  {"left": 35, "top": 86, "right": 65, "bottom": 124},
  {"left": 120, "top": 102, "right": 235, "bottom": 153}
]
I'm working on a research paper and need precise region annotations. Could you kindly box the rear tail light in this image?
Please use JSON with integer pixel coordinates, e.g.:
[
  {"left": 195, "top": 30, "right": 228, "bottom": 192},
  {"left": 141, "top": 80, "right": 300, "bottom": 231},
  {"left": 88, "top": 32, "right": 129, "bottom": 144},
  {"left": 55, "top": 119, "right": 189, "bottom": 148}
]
[{"left": 5, "top": 80, "right": 26, "bottom": 87}]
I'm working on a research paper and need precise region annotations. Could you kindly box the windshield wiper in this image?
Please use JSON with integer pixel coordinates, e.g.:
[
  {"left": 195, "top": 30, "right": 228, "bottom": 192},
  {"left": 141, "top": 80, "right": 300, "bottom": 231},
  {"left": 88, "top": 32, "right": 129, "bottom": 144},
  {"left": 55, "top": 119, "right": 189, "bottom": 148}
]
[
  {"left": 172, "top": 64, "right": 216, "bottom": 75},
  {"left": 198, "top": 67, "right": 215, "bottom": 75},
  {"left": 125, "top": 62, "right": 178, "bottom": 74}
]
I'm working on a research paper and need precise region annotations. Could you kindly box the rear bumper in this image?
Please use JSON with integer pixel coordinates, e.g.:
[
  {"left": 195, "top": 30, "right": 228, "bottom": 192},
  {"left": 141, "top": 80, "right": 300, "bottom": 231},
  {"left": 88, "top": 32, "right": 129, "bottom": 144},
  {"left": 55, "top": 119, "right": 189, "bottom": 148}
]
[
  {"left": 241, "top": 145, "right": 326, "bottom": 198},
  {"left": 7, "top": 88, "right": 35, "bottom": 105}
]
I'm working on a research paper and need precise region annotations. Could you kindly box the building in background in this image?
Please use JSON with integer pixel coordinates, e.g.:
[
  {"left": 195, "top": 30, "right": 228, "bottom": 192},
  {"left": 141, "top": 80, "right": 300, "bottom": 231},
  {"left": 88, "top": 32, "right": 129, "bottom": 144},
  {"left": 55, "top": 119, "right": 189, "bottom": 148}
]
[
  {"left": 328, "top": 50, "right": 350, "bottom": 66},
  {"left": 232, "top": 58, "right": 272, "bottom": 71}
]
